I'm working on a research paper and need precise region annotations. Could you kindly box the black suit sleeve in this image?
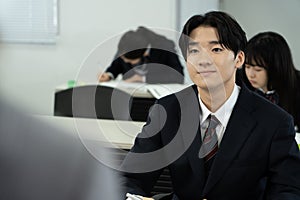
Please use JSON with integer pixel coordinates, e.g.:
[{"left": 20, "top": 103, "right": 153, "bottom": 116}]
[
  {"left": 265, "top": 114, "right": 300, "bottom": 198},
  {"left": 120, "top": 101, "right": 167, "bottom": 197},
  {"left": 105, "top": 57, "right": 131, "bottom": 79}
]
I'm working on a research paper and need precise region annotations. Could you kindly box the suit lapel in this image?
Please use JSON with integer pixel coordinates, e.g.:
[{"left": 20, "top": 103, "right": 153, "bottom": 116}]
[
  {"left": 176, "top": 85, "right": 206, "bottom": 179},
  {"left": 202, "top": 85, "right": 258, "bottom": 195}
]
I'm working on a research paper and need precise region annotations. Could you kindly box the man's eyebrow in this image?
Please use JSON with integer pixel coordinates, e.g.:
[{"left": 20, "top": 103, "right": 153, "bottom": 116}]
[
  {"left": 209, "top": 40, "right": 221, "bottom": 45},
  {"left": 188, "top": 41, "right": 198, "bottom": 46},
  {"left": 188, "top": 40, "right": 221, "bottom": 46}
]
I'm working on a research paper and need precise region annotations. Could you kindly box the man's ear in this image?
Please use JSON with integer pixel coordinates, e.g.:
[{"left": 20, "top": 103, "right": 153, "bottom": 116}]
[{"left": 235, "top": 51, "right": 245, "bottom": 69}]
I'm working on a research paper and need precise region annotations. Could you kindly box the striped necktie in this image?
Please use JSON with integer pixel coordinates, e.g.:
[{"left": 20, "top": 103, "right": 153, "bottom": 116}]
[{"left": 199, "top": 115, "right": 219, "bottom": 175}]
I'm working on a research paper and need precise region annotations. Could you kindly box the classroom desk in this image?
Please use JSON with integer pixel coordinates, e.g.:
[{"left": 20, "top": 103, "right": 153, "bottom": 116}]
[
  {"left": 37, "top": 115, "right": 144, "bottom": 149},
  {"left": 54, "top": 81, "right": 189, "bottom": 121}
]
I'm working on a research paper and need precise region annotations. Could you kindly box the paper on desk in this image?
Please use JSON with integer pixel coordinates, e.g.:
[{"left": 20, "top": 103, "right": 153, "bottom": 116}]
[
  {"left": 99, "top": 81, "right": 148, "bottom": 91},
  {"left": 145, "top": 84, "right": 190, "bottom": 99},
  {"left": 99, "top": 81, "right": 144, "bottom": 89},
  {"left": 99, "top": 81, "right": 190, "bottom": 99},
  {"left": 296, "top": 132, "right": 300, "bottom": 144}
]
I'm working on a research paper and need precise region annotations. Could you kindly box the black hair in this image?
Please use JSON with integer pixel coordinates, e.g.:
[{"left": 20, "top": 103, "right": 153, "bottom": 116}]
[
  {"left": 243, "top": 31, "right": 298, "bottom": 119},
  {"left": 179, "top": 11, "right": 247, "bottom": 60},
  {"left": 117, "top": 30, "right": 148, "bottom": 59}
]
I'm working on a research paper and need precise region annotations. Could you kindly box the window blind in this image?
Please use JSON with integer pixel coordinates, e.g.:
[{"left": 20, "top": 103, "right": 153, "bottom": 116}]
[{"left": 0, "top": 0, "right": 58, "bottom": 44}]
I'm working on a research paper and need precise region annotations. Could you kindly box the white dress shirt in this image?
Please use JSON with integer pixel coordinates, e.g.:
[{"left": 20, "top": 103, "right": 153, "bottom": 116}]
[{"left": 199, "top": 84, "right": 240, "bottom": 145}]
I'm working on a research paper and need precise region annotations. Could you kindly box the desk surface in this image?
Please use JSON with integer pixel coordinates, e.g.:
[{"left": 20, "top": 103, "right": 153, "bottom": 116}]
[
  {"left": 36, "top": 115, "right": 145, "bottom": 149},
  {"left": 37, "top": 115, "right": 300, "bottom": 150}
]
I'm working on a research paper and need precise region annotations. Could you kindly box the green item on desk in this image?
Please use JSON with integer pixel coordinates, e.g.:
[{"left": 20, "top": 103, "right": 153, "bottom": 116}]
[
  {"left": 68, "top": 80, "right": 76, "bottom": 88},
  {"left": 298, "top": 144, "right": 300, "bottom": 149}
]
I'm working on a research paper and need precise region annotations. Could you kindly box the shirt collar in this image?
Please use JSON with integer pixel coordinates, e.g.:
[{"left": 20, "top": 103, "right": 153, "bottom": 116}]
[
  {"left": 257, "top": 87, "right": 276, "bottom": 94},
  {"left": 199, "top": 84, "right": 240, "bottom": 127}
]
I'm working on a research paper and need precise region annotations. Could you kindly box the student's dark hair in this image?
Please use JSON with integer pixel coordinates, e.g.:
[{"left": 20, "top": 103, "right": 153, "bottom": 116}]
[
  {"left": 117, "top": 30, "right": 148, "bottom": 59},
  {"left": 179, "top": 11, "right": 247, "bottom": 60},
  {"left": 244, "top": 31, "right": 298, "bottom": 118}
]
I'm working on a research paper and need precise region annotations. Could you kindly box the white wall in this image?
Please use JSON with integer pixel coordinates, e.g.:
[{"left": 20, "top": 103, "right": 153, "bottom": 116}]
[
  {"left": 176, "top": 0, "right": 219, "bottom": 31},
  {"left": 0, "top": 0, "right": 177, "bottom": 115},
  {"left": 219, "top": 0, "right": 300, "bottom": 69}
]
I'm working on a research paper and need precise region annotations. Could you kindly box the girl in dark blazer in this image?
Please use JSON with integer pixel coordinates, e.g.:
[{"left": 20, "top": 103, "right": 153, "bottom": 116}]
[{"left": 242, "top": 31, "right": 300, "bottom": 130}]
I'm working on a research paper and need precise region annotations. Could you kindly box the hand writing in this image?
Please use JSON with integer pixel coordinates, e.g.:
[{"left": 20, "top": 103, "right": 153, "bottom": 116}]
[{"left": 98, "top": 72, "right": 111, "bottom": 82}]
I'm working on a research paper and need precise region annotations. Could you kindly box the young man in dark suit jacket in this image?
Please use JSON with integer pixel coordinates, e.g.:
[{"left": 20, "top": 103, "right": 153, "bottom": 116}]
[
  {"left": 121, "top": 11, "right": 300, "bottom": 200},
  {"left": 98, "top": 26, "right": 184, "bottom": 84}
]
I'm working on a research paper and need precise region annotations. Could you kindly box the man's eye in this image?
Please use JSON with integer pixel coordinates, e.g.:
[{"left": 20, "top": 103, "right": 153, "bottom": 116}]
[
  {"left": 188, "top": 49, "right": 199, "bottom": 54},
  {"left": 212, "top": 48, "right": 223, "bottom": 52}
]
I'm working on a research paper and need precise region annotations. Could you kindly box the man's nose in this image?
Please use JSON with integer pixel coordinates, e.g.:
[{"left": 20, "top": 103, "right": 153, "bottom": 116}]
[{"left": 197, "top": 51, "right": 213, "bottom": 67}]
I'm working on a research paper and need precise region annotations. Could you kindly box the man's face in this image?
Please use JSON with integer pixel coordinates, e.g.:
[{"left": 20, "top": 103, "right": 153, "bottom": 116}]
[{"left": 186, "top": 26, "right": 243, "bottom": 92}]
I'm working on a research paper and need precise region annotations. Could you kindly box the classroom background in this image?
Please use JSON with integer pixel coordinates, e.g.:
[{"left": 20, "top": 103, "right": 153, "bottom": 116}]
[{"left": 0, "top": 0, "right": 299, "bottom": 115}]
